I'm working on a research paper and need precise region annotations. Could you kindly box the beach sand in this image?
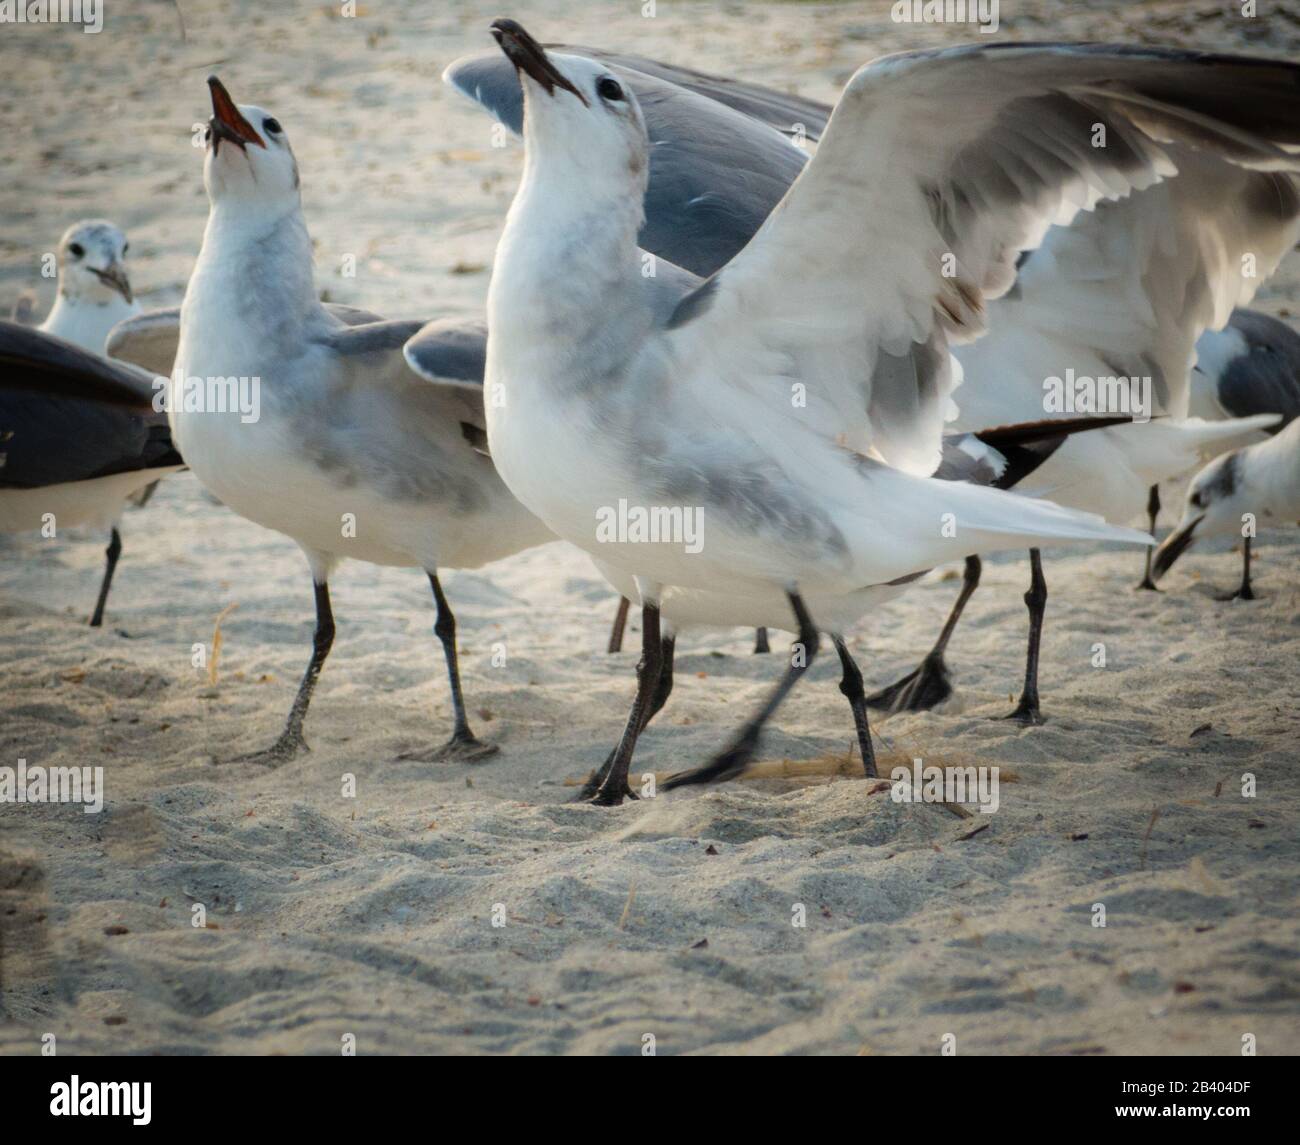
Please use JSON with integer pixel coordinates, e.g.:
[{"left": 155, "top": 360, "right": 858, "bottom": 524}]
[{"left": 1, "top": 0, "right": 1297, "bottom": 1055}]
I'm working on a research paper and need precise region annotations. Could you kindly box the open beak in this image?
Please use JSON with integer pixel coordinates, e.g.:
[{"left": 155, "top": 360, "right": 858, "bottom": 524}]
[
  {"left": 90, "top": 261, "right": 133, "bottom": 304},
  {"left": 1151, "top": 514, "right": 1204, "bottom": 581},
  {"left": 207, "top": 75, "right": 266, "bottom": 153},
  {"left": 490, "top": 19, "right": 587, "bottom": 105}
]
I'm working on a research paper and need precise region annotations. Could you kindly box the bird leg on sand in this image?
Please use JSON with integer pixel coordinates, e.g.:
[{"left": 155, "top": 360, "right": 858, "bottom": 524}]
[
  {"left": 753, "top": 627, "right": 771, "bottom": 654},
  {"left": 1217, "top": 536, "right": 1257, "bottom": 601},
  {"left": 230, "top": 580, "right": 335, "bottom": 765},
  {"left": 607, "top": 595, "right": 631, "bottom": 653},
  {"left": 1003, "top": 548, "right": 1048, "bottom": 725},
  {"left": 401, "top": 573, "right": 498, "bottom": 762},
  {"left": 88, "top": 527, "right": 123, "bottom": 628},
  {"left": 1136, "top": 483, "right": 1162, "bottom": 591},
  {"left": 663, "top": 592, "right": 819, "bottom": 790},
  {"left": 576, "top": 632, "right": 676, "bottom": 802},
  {"left": 589, "top": 604, "right": 665, "bottom": 806},
  {"left": 866, "top": 554, "right": 981, "bottom": 713},
  {"left": 832, "top": 635, "right": 878, "bottom": 778}
]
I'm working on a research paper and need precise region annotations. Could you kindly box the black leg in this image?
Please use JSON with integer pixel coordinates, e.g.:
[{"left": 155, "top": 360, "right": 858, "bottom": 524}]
[
  {"left": 832, "top": 635, "right": 877, "bottom": 778},
  {"left": 607, "top": 596, "right": 630, "bottom": 653},
  {"left": 865, "top": 554, "right": 981, "bottom": 713},
  {"left": 753, "top": 627, "right": 771, "bottom": 654},
  {"left": 410, "top": 572, "right": 497, "bottom": 761},
  {"left": 1003, "top": 548, "right": 1047, "bottom": 725},
  {"left": 663, "top": 591, "right": 819, "bottom": 789},
  {"left": 230, "top": 580, "right": 335, "bottom": 764},
  {"left": 590, "top": 604, "right": 665, "bottom": 806},
  {"left": 1136, "top": 484, "right": 1161, "bottom": 591},
  {"left": 88, "top": 528, "right": 122, "bottom": 628},
  {"left": 1217, "top": 536, "right": 1257, "bottom": 601},
  {"left": 577, "top": 633, "right": 675, "bottom": 801}
]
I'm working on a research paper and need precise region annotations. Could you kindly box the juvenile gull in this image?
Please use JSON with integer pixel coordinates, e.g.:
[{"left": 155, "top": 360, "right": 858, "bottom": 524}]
[
  {"left": 1151, "top": 416, "right": 1300, "bottom": 600},
  {"left": 475, "top": 25, "right": 1300, "bottom": 803},
  {"left": 38, "top": 221, "right": 140, "bottom": 353},
  {"left": 0, "top": 321, "right": 183, "bottom": 625},
  {"left": 112, "top": 78, "right": 554, "bottom": 764}
]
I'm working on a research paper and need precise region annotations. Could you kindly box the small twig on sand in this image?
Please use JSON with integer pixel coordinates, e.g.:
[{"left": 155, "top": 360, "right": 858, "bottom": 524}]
[
  {"left": 617, "top": 884, "right": 636, "bottom": 930},
  {"left": 1139, "top": 806, "right": 1161, "bottom": 870}
]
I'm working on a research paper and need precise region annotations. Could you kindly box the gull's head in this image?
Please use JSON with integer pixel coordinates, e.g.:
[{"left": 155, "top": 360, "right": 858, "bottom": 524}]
[
  {"left": 56, "top": 220, "right": 133, "bottom": 305},
  {"left": 1151, "top": 450, "right": 1247, "bottom": 581},
  {"left": 202, "top": 76, "right": 300, "bottom": 208},
  {"left": 491, "top": 19, "right": 649, "bottom": 194}
]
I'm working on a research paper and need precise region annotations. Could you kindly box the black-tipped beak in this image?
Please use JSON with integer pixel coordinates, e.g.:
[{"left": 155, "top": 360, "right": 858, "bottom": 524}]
[
  {"left": 490, "top": 19, "right": 587, "bottom": 105},
  {"left": 90, "top": 262, "right": 133, "bottom": 304},
  {"left": 207, "top": 75, "right": 266, "bottom": 153},
  {"left": 1151, "top": 514, "right": 1204, "bottom": 581}
]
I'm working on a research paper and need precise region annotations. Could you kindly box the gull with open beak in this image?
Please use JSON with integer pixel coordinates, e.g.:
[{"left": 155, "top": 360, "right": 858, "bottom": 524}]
[
  {"left": 125, "top": 76, "right": 555, "bottom": 765},
  {"left": 479, "top": 22, "right": 1267, "bottom": 804},
  {"left": 38, "top": 220, "right": 140, "bottom": 353}
]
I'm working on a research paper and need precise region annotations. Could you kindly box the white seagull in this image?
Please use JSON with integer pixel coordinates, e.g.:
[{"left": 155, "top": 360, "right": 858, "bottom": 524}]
[
  {"left": 111, "top": 77, "right": 554, "bottom": 765},
  {"left": 1151, "top": 416, "right": 1300, "bottom": 599},
  {"left": 448, "top": 36, "right": 1300, "bottom": 725},
  {"left": 38, "top": 220, "right": 140, "bottom": 353},
  {"left": 478, "top": 25, "right": 1300, "bottom": 803}
]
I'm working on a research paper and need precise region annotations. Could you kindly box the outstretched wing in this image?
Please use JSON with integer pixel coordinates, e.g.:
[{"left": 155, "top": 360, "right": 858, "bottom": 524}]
[
  {"left": 657, "top": 43, "right": 1300, "bottom": 475},
  {"left": 953, "top": 148, "right": 1300, "bottom": 428}
]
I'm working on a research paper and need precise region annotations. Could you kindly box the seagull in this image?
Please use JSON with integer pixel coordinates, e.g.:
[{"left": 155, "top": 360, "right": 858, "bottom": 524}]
[
  {"left": 38, "top": 221, "right": 140, "bottom": 353},
  {"left": 1151, "top": 416, "right": 1300, "bottom": 599},
  {"left": 1191, "top": 309, "right": 1300, "bottom": 429},
  {"left": 110, "top": 77, "right": 555, "bottom": 765},
  {"left": 447, "top": 36, "right": 1300, "bottom": 724},
  {"left": 478, "top": 24, "right": 1300, "bottom": 804},
  {"left": 579, "top": 416, "right": 1134, "bottom": 799},
  {"left": 0, "top": 320, "right": 183, "bottom": 625}
]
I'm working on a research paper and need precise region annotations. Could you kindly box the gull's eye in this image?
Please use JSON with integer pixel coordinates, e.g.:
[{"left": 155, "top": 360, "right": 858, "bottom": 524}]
[
  {"left": 1190, "top": 491, "right": 1203, "bottom": 508},
  {"left": 596, "top": 76, "right": 624, "bottom": 103},
  {"left": 263, "top": 117, "right": 282, "bottom": 135},
  {"left": 68, "top": 243, "right": 85, "bottom": 259}
]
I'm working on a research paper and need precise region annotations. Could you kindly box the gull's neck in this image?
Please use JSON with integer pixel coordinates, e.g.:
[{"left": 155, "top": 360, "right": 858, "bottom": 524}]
[
  {"left": 181, "top": 197, "right": 322, "bottom": 363},
  {"left": 488, "top": 150, "right": 648, "bottom": 389},
  {"left": 41, "top": 290, "right": 140, "bottom": 353}
]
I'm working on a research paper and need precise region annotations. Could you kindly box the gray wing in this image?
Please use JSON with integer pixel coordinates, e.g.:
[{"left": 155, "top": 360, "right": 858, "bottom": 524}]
[
  {"left": 1215, "top": 309, "right": 1300, "bottom": 429},
  {"left": 400, "top": 318, "right": 489, "bottom": 434},
  {"left": 0, "top": 320, "right": 181, "bottom": 489},
  {"left": 108, "top": 301, "right": 387, "bottom": 377},
  {"left": 444, "top": 49, "right": 810, "bottom": 276}
]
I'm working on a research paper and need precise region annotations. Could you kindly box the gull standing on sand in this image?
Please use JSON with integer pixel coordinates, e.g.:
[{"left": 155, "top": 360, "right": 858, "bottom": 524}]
[
  {"left": 38, "top": 221, "right": 140, "bottom": 352},
  {"left": 1151, "top": 417, "right": 1300, "bottom": 600},
  {"left": 448, "top": 39, "right": 1300, "bottom": 722},
  {"left": 479, "top": 24, "right": 1300, "bottom": 803},
  {"left": 113, "top": 77, "right": 554, "bottom": 764},
  {"left": 0, "top": 321, "right": 183, "bottom": 625}
]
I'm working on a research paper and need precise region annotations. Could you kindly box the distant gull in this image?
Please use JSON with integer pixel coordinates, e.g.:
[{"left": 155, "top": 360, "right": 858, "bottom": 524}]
[
  {"left": 1191, "top": 309, "right": 1300, "bottom": 431},
  {"left": 1151, "top": 417, "right": 1300, "bottom": 600},
  {"left": 38, "top": 221, "right": 140, "bottom": 353},
  {"left": 111, "top": 78, "right": 554, "bottom": 765},
  {"left": 473, "top": 24, "right": 1292, "bottom": 803},
  {"left": 0, "top": 320, "right": 183, "bottom": 625}
]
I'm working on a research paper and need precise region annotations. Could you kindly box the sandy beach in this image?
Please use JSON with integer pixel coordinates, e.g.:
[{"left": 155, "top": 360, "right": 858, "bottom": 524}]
[{"left": 1, "top": 0, "right": 1298, "bottom": 1056}]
